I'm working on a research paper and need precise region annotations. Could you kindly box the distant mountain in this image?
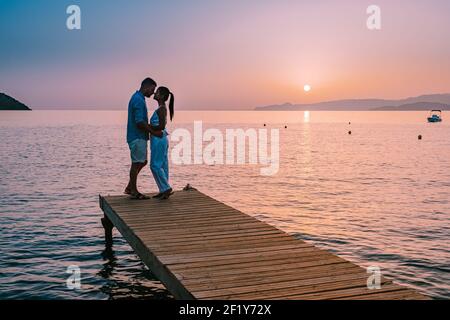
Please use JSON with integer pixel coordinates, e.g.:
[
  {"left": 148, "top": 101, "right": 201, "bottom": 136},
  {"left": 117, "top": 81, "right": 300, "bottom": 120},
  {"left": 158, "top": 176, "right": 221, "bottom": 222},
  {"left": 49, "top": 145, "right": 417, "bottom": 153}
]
[
  {"left": 372, "top": 102, "right": 450, "bottom": 111},
  {"left": 0, "top": 93, "right": 31, "bottom": 110},
  {"left": 255, "top": 93, "right": 450, "bottom": 111}
]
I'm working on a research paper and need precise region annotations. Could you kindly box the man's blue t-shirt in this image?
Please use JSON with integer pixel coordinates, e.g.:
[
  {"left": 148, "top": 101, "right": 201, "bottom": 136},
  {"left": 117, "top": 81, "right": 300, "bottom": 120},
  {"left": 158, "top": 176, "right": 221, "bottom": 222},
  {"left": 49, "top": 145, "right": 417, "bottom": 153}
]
[{"left": 127, "top": 91, "right": 149, "bottom": 143}]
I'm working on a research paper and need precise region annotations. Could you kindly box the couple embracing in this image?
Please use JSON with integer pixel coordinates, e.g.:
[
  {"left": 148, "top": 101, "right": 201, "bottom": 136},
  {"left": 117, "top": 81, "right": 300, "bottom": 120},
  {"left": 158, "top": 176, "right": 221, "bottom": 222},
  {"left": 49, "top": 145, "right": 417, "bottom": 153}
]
[{"left": 125, "top": 77, "right": 174, "bottom": 200}]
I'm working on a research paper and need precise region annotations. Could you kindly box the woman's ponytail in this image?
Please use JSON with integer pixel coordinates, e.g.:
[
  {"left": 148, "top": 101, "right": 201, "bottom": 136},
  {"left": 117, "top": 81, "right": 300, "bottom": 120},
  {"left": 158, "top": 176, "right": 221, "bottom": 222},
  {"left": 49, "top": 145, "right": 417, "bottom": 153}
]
[{"left": 169, "top": 92, "right": 174, "bottom": 121}]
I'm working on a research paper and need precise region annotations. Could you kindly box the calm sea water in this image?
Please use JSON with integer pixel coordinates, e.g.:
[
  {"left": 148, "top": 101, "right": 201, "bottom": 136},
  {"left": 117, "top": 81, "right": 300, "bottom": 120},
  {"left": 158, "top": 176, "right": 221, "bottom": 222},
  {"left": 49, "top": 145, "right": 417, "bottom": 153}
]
[{"left": 0, "top": 110, "right": 449, "bottom": 300}]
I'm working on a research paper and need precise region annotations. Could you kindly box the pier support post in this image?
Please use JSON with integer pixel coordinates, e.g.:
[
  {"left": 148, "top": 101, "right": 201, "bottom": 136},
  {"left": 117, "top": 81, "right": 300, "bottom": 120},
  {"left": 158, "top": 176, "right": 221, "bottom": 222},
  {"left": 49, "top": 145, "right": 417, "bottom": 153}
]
[
  {"left": 101, "top": 213, "right": 114, "bottom": 247},
  {"left": 99, "top": 195, "right": 114, "bottom": 247}
]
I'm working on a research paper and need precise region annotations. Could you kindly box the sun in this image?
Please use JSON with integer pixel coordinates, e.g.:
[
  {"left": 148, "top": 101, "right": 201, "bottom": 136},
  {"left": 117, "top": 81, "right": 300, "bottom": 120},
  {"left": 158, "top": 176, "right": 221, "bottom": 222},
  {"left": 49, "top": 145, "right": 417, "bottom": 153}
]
[{"left": 304, "top": 84, "right": 311, "bottom": 92}]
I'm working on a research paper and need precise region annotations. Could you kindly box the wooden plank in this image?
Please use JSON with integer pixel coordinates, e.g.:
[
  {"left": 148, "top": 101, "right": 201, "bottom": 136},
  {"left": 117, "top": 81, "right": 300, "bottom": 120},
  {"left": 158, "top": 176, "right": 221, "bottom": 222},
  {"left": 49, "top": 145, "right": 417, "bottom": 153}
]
[
  {"left": 204, "top": 278, "right": 394, "bottom": 300},
  {"left": 335, "top": 288, "right": 430, "bottom": 300},
  {"left": 159, "top": 244, "right": 317, "bottom": 265},
  {"left": 184, "top": 264, "right": 363, "bottom": 291},
  {"left": 119, "top": 209, "right": 242, "bottom": 220},
  {"left": 117, "top": 203, "right": 246, "bottom": 213},
  {"left": 171, "top": 256, "right": 347, "bottom": 279},
  {"left": 194, "top": 272, "right": 386, "bottom": 299},
  {"left": 103, "top": 191, "right": 203, "bottom": 202},
  {"left": 158, "top": 243, "right": 313, "bottom": 263},
  {"left": 103, "top": 191, "right": 205, "bottom": 202},
  {"left": 148, "top": 238, "right": 300, "bottom": 256},
  {"left": 169, "top": 254, "right": 346, "bottom": 278},
  {"left": 99, "top": 195, "right": 194, "bottom": 299},
  {"left": 126, "top": 216, "right": 259, "bottom": 229},
  {"left": 167, "top": 249, "right": 336, "bottom": 271},
  {"left": 116, "top": 204, "right": 240, "bottom": 215},
  {"left": 142, "top": 236, "right": 279, "bottom": 249},
  {"left": 149, "top": 239, "right": 300, "bottom": 256},
  {"left": 126, "top": 219, "right": 259, "bottom": 231},
  {"left": 138, "top": 229, "right": 285, "bottom": 245},
  {"left": 134, "top": 225, "right": 282, "bottom": 239},
  {"left": 148, "top": 236, "right": 297, "bottom": 250},
  {"left": 99, "top": 189, "right": 428, "bottom": 300},
  {"left": 134, "top": 223, "right": 279, "bottom": 238},
  {"left": 269, "top": 283, "right": 417, "bottom": 300}
]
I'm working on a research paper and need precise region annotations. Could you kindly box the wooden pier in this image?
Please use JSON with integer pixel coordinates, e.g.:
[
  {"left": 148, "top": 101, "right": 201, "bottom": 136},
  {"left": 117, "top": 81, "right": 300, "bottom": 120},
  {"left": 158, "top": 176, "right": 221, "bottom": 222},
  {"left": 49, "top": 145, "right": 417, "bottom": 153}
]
[{"left": 99, "top": 189, "right": 428, "bottom": 300}]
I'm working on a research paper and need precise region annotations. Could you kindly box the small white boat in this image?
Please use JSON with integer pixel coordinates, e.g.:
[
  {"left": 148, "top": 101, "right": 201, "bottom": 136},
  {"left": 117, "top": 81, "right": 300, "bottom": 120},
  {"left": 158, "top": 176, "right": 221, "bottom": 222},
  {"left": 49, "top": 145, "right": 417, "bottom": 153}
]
[{"left": 427, "top": 110, "right": 442, "bottom": 123}]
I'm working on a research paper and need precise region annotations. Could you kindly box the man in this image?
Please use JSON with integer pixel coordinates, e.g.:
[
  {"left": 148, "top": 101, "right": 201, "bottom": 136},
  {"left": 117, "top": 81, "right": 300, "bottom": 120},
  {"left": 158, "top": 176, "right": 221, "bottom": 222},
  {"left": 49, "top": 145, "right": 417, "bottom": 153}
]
[{"left": 125, "top": 77, "right": 162, "bottom": 199}]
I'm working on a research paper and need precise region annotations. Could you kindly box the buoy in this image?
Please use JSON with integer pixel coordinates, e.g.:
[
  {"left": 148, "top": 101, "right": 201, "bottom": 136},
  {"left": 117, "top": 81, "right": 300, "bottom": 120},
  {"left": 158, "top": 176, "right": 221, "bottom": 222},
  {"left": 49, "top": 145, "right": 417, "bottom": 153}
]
[
  {"left": 349, "top": 122, "right": 351, "bottom": 125},
  {"left": 285, "top": 126, "right": 288, "bottom": 129},
  {"left": 418, "top": 135, "right": 422, "bottom": 140},
  {"left": 264, "top": 124, "right": 266, "bottom": 127},
  {"left": 348, "top": 131, "right": 352, "bottom": 135}
]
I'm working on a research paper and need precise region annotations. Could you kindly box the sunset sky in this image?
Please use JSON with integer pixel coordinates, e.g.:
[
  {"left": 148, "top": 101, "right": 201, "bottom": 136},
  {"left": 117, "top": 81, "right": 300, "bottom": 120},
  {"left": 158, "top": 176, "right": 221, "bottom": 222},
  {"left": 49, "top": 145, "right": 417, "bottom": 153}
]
[{"left": 1, "top": 0, "right": 450, "bottom": 109}]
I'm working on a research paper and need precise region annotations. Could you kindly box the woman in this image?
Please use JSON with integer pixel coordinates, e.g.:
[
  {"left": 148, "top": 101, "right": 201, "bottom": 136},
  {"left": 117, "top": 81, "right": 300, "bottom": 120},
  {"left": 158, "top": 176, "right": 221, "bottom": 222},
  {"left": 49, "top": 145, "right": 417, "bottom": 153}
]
[{"left": 150, "top": 86, "right": 174, "bottom": 200}]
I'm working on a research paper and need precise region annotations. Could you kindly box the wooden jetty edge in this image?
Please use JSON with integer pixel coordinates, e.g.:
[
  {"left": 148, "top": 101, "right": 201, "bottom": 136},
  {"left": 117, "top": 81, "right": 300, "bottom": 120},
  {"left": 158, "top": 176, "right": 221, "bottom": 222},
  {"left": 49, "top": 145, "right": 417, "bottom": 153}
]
[{"left": 99, "top": 189, "right": 429, "bottom": 300}]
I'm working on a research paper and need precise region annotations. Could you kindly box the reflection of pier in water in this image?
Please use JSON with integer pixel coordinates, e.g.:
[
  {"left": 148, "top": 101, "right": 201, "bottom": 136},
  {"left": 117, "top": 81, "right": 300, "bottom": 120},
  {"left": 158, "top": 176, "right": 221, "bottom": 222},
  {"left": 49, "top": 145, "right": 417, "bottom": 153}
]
[{"left": 97, "top": 247, "right": 173, "bottom": 300}]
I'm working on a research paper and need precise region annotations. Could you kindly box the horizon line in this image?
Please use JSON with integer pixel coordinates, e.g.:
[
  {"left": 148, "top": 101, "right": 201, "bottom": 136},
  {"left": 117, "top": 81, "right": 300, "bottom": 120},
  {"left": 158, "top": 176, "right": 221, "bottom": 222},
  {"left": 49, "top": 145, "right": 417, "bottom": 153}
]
[{"left": 10, "top": 91, "right": 450, "bottom": 111}]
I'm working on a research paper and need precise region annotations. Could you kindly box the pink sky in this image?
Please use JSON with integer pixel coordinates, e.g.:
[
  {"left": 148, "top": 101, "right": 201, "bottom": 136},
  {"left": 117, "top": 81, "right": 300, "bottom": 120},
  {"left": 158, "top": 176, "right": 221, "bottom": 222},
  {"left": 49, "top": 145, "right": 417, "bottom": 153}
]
[{"left": 1, "top": 0, "right": 450, "bottom": 109}]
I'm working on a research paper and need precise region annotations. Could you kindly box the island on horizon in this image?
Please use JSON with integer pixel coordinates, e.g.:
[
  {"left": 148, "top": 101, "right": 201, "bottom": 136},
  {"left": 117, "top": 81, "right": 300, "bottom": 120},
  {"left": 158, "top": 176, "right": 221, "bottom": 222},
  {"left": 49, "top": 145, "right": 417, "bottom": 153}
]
[
  {"left": 255, "top": 93, "right": 450, "bottom": 111},
  {"left": 0, "top": 93, "right": 31, "bottom": 111}
]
